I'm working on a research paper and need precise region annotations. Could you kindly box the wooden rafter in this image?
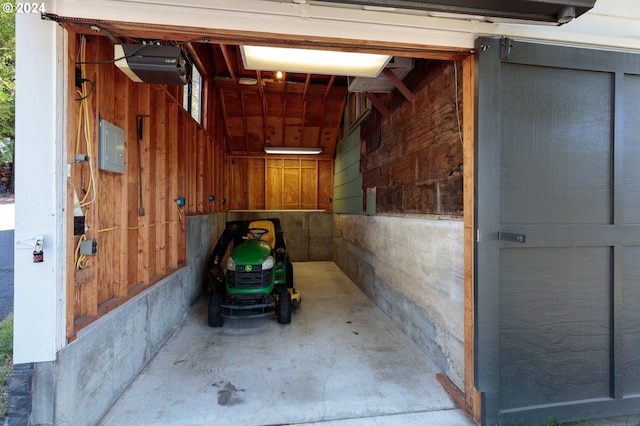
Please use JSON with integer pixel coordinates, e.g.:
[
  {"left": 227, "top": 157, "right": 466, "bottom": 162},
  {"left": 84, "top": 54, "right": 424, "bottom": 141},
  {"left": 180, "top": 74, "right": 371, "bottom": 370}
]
[
  {"left": 257, "top": 70, "right": 268, "bottom": 144},
  {"left": 315, "top": 75, "right": 336, "bottom": 148},
  {"left": 185, "top": 43, "right": 208, "bottom": 77},
  {"left": 219, "top": 44, "right": 241, "bottom": 93},
  {"left": 220, "top": 43, "right": 249, "bottom": 151},
  {"left": 240, "top": 89, "right": 250, "bottom": 152},
  {"left": 281, "top": 75, "right": 286, "bottom": 146},
  {"left": 300, "top": 74, "right": 311, "bottom": 143},
  {"left": 302, "top": 74, "right": 311, "bottom": 99},
  {"left": 322, "top": 75, "right": 336, "bottom": 103},
  {"left": 218, "top": 88, "right": 234, "bottom": 150}
]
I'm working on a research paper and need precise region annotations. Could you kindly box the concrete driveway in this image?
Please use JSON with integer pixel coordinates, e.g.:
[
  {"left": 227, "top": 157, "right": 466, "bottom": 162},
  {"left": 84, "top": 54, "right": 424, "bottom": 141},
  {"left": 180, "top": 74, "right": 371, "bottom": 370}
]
[{"left": 98, "top": 261, "right": 474, "bottom": 425}]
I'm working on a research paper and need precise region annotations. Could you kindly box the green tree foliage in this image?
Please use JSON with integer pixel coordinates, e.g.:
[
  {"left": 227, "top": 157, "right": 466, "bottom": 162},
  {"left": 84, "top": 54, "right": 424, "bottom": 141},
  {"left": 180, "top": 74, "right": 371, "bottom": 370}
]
[{"left": 0, "top": 1, "right": 15, "bottom": 163}]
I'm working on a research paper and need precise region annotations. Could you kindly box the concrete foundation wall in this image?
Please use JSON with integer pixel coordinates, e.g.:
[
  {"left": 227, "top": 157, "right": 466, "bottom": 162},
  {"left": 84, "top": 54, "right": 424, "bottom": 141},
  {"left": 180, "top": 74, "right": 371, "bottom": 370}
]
[
  {"left": 53, "top": 269, "right": 191, "bottom": 425},
  {"left": 333, "top": 213, "right": 465, "bottom": 389},
  {"left": 22, "top": 214, "right": 226, "bottom": 426},
  {"left": 229, "top": 210, "right": 333, "bottom": 262}
]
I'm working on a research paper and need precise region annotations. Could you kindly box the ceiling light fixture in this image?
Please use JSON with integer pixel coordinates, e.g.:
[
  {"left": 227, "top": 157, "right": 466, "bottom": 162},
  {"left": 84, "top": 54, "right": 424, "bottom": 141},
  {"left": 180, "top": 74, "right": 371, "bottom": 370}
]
[
  {"left": 264, "top": 146, "right": 322, "bottom": 155},
  {"left": 238, "top": 77, "right": 258, "bottom": 85},
  {"left": 241, "top": 46, "right": 391, "bottom": 78}
]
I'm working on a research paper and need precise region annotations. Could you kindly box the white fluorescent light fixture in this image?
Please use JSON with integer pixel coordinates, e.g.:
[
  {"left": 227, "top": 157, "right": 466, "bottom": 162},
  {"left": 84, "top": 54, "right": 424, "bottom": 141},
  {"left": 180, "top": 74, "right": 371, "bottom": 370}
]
[
  {"left": 241, "top": 46, "right": 392, "bottom": 78},
  {"left": 264, "top": 146, "right": 323, "bottom": 155}
]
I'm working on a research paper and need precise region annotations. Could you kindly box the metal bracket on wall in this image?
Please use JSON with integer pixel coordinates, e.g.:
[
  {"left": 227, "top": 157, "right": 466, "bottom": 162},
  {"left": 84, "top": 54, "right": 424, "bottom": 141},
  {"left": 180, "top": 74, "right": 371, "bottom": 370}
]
[
  {"left": 382, "top": 69, "right": 414, "bottom": 102},
  {"left": 498, "top": 231, "right": 526, "bottom": 244},
  {"left": 500, "top": 37, "right": 513, "bottom": 60}
]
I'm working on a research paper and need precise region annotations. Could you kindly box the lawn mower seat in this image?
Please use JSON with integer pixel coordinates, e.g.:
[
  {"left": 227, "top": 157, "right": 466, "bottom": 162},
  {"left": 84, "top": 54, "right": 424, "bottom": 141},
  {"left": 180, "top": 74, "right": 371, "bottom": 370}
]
[{"left": 247, "top": 220, "right": 276, "bottom": 248}]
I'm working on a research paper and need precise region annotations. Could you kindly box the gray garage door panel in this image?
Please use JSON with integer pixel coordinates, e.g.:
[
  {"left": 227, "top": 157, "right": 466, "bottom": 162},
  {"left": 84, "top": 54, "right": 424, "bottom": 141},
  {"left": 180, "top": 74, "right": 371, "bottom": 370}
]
[
  {"left": 622, "top": 246, "right": 640, "bottom": 396},
  {"left": 499, "top": 247, "right": 611, "bottom": 410},
  {"left": 475, "top": 37, "right": 640, "bottom": 425},
  {"left": 623, "top": 75, "right": 640, "bottom": 224},
  {"left": 500, "top": 65, "right": 612, "bottom": 225}
]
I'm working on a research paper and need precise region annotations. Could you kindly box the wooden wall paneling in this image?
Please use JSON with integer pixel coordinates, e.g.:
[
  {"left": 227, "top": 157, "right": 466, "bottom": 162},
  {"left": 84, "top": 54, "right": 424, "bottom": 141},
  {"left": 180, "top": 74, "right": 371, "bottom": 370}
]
[
  {"left": 203, "top": 134, "right": 212, "bottom": 213},
  {"left": 96, "top": 36, "right": 118, "bottom": 308},
  {"left": 213, "top": 142, "right": 219, "bottom": 212},
  {"left": 153, "top": 89, "right": 168, "bottom": 275},
  {"left": 247, "top": 158, "right": 265, "bottom": 209},
  {"left": 301, "top": 159, "right": 318, "bottom": 209},
  {"left": 210, "top": 96, "right": 221, "bottom": 212},
  {"left": 185, "top": 120, "right": 194, "bottom": 213},
  {"left": 114, "top": 70, "right": 129, "bottom": 300},
  {"left": 211, "top": 137, "right": 217, "bottom": 212},
  {"left": 216, "top": 140, "right": 222, "bottom": 211},
  {"left": 190, "top": 124, "right": 198, "bottom": 213},
  {"left": 66, "top": 34, "right": 195, "bottom": 331},
  {"left": 283, "top": 159, "right": 301, "bottom": 209},
  {"left": 219, "top": 108, "right": 228, "bottom": 212},
  {"left": 196, "top": 129, "right": 205, "bottom": 212},
  {"left": 318, "top": 160, "right": 334, "bottom": 211},
  {"left": 219, "top": 144, "right": 226, "bottom": 212},
  {"left": 176, "top": 109, "right": 187, "bottom": 266},
  {"left": 126, "top": 83, "right": 141, "bottom": 293},
  {"left": 230, "top": 157, "right": 248, "bottom": 209},
  {"left": 266, "top": 158, "right": 283, "bottom": 209},
  {"left": 138, "top": 85, "right": 153, "bottom": 286},
  {"left": 75, "top": 34, "right": 101, "bottom": 325},
  {"left": 166, "top": 104, "right": 179, "bottom": 269},
  {"left": 214, "top": 138, "right": 220, "bottom": 212},
  {"left": 144, "top": 88, "right": 160, "bottom": 281}
]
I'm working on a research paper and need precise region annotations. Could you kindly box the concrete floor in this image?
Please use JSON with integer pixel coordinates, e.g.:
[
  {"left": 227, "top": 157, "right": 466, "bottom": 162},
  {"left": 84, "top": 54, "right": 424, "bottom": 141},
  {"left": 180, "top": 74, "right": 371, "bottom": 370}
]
[{"left": 98, "top": 261, "right": 475, "bottom": 426}]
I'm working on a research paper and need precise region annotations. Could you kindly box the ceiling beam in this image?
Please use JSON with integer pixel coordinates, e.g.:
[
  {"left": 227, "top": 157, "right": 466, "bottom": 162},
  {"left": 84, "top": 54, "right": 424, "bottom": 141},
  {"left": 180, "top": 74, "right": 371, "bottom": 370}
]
[
  {"left": 300, "top": 74, "right": 311, "bottom": 146},
  {"left": 219, "top": 44, "right": 241, "bottom": 93},
  {"left": 316, "top": 75, "right": 336, "bottom": 148},
  {"left": 185, "top": 42, "right": 208, "bottom": 77},
  {"left": 281, "top": 83, "right": 287, "bottom": 146},
  {"left": 302, "top": 74, "right": 311, "bottom": 100},
  {"left": 322, "top": 75, "right": 336, "bottom": 103},
  {"left": 220, "top": 43, "right": 250, "bottom": 151},
  {"left": 257, "top": 70, "right": 269, "bottom": 145},
  {"left": 218, "top": 88, "right": 235, "bottom": 151},
  {"left": 240, "top": 90, "right": 250, "bottom": 152}
]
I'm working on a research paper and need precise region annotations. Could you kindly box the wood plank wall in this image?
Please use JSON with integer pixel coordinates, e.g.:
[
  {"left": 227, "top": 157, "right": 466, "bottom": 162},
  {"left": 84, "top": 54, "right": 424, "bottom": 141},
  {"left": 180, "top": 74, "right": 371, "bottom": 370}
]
[
  {"left": 65, "top": 32, "right": 227, "bottom": 339},
  {"left": 229, "top": 156, "right": 333, "bottom": 210},
  {"left": 361, "top": 60, "right": 463, "bottom": 216}
]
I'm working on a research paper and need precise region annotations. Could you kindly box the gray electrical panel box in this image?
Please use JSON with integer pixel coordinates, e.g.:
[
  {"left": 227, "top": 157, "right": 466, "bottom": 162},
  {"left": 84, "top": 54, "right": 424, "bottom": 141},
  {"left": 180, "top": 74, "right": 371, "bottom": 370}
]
[{"left": 99, "top": 119, "right": 125, "bottom": 173}]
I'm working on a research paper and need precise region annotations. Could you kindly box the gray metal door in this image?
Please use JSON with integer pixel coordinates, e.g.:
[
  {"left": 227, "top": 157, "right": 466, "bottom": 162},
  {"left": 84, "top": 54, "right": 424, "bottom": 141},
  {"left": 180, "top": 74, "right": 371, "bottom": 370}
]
[{"left": 475, "top": 37, "right": 640, "bottom": 425}]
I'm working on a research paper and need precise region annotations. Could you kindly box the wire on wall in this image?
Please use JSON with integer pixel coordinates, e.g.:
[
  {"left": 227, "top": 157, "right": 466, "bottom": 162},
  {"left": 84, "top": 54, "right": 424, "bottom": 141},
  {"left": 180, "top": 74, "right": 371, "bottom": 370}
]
[
  {"left": 74, "top": 35, "right": 97, "bottom": 210},
  {"left": 453, "top": 60, "right": 463, "bottom": 146}
]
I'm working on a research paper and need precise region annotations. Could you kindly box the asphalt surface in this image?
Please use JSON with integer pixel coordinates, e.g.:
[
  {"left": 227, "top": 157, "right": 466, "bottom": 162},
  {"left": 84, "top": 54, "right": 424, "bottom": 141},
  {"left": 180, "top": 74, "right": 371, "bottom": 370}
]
[{"left": 0, "top": 192, "right": 14, "bottom": 321}]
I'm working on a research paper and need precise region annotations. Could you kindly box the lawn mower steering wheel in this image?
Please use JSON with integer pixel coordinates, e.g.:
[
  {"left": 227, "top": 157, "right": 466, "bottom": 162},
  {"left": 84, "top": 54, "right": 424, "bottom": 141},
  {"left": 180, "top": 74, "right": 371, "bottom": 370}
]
[{"left": 248, "top": 227, "right": 269, "bottom": 240}]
